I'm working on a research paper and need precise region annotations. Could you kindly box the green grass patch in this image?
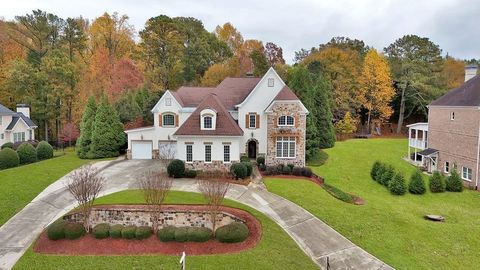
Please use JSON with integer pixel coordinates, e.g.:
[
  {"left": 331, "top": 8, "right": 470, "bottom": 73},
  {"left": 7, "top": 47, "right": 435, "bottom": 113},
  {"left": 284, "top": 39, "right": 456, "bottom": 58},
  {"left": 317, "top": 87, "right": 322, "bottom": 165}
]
[
  {"left": 266, "top": 138, "right": 480, "bottom": 269},
  {"left": 0, "top": 148, "right": 105, "bottom": 225},
  {"left": 306, "top": 149, "right": 328, "bottom": 167},
  {"left": 14, "top": 190, "right": 317, "bottom": 270}
]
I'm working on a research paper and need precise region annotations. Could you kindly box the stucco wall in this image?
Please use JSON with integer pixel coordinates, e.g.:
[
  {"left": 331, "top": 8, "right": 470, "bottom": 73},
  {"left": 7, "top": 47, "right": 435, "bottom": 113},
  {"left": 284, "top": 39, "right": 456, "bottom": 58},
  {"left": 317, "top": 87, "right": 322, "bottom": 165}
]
[{"left": 176, "top": 136, "right": 241, "bottom": 164}]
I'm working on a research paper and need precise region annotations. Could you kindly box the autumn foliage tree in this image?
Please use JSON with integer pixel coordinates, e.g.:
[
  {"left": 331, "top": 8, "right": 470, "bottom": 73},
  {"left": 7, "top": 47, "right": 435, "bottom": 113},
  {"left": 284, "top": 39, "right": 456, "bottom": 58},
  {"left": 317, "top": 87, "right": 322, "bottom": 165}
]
[
  {"left": 358, "top": 49, "right": 395, "bottom": 132},
  {"left": 59, "top": 122, "right": 80, "bottom": 147}
]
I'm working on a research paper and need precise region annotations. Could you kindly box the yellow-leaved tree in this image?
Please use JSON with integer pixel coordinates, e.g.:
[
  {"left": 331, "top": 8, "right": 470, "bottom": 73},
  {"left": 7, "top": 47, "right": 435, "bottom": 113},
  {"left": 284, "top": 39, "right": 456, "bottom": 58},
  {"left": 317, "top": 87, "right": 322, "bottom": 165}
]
[{"left": 358, "top": 49, "right": 395, "bottom": 133}]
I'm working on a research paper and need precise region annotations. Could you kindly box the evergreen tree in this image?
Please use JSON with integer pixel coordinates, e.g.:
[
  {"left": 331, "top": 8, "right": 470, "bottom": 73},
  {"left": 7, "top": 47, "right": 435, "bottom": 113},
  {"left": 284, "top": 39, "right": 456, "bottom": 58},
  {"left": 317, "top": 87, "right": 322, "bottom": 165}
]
[
  {"left": 88, "top": 97, "right": 126, "bottom": 158},
  {"left": 76, "top": 96, "right": 97, "bottom": 158},
  {"left": 388, "top": 173, "right": 407, "bottom": 195},
  {"left": 408, "top": 170, "right": 426, "bottom": 194},
  {"left": 429, "top": 171, "right": 446, "bottom": 193},
  {"left": 446, "top": 169, "right": 463, "bottom": 192},
  {"left": 314, "top": 73, "right": 336, "bottom": 148}
]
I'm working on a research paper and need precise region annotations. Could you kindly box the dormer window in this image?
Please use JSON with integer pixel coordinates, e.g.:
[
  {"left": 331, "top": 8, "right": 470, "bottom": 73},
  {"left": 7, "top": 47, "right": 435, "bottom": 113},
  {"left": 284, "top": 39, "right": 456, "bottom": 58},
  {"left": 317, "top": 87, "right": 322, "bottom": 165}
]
[
  {"left": 162, "top": 113, "right": 175, "bottom": 127},
  {"left": 200, "top": 108, "right": 217, "bottom": 130},
  {"left": 278, "top": 115, "right": 294, "bottom": 126},
  {"left": 204, "top": 115, "right": 213, "bottom": 129},
  {"left": 268, "top": 78, "right": 274, "bottom": 87}
]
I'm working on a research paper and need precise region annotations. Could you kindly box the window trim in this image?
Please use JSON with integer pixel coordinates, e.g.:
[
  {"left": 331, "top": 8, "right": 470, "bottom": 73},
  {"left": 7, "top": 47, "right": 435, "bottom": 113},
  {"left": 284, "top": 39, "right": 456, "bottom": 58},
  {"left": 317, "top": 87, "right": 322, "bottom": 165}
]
[
  {"left": 248, "top": 113, "right": 256, "bottom": 129},
  {"left": 278, "top": 115, "right": 295, "bottom": 127},
  {"left": 13, "top": 132, "right": 25, "bottom": 143},
  {"left": 162, "top": 113, "right": 175, "bottom": 127},
  {"left": 223, "top": 144, "right": 231, "bottom": 163},
  {"left": 462, "top": 166, "right": 472, "bottom": 181},
  {"left": 203, "top": 115, "right": 213, "bottom": 129},
  {"left": 444, "top": 161, "right": 449, "bottom": 174},
  {"left": 276, "top": 136, "right": 296, "bottom": 159},
  {"left": 185, "top": 144, "right": 193, "bottom": 163},
  {"left": 205, "top": 144, "right": 212, "bottom": 163}
]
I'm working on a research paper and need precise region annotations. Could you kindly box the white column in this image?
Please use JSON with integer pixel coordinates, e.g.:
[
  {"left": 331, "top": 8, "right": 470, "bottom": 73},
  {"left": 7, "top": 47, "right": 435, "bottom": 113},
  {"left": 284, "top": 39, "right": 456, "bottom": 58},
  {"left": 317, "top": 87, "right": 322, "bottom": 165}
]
[{"left": 408, "top": 127, "right": 411, "bottom": 160}]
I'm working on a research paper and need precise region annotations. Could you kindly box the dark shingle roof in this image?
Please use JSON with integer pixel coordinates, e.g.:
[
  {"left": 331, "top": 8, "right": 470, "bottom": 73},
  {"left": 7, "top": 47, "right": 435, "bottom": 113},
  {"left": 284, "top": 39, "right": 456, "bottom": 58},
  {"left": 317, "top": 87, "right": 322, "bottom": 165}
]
[
  {"left": 174, "top": 93, "right": 243, "bottom": 136},
  {"left": 0, "top": 104, "right": 16, "bottom": 115},
  {"left": 6, "top": 112, "right": 37, "bottom": 130},
  {"left": 430, "top": 75, "right": 480, "bottom": 106}
]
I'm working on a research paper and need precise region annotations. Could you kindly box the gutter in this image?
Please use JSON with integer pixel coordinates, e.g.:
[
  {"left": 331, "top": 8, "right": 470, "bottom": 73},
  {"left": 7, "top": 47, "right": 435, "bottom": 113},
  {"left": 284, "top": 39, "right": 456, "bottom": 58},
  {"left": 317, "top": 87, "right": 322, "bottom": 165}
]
[{"left": 476, "top": 115, "right": 480, "bottom": 190}]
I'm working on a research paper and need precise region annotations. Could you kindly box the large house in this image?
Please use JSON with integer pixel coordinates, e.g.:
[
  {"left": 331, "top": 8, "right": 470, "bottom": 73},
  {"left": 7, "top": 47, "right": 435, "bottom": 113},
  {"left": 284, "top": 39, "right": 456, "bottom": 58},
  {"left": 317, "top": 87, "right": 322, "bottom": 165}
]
[
  {"left": 408, "top": 65, "right": 480, "bottom": 188},
  {"left": 0, "top": 104, "right": 37, "bottom": 145},
  {"left": 125, "top": 68, "right": 308, "bottom": 170}
]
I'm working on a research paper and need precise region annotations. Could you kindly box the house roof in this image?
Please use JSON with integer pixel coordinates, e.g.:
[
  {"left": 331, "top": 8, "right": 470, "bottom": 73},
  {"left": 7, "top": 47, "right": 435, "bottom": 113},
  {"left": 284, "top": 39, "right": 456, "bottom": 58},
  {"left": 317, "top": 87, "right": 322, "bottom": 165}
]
[
  {"left": 171, "top": 87, "right": 216, "bottom": 107},
  {"left": 174, "top": 93, "right": 243, "bottom": 136},
  {"left": 430, "top": 75, "right": 480, "bottom": 106},
  {"left": 418, "top": 148, "right": 439, "bottom": 156},
  {"left": 0, "top": 104, "right": 16, "bottom": 115},
  {"left": 6, "top": 112, "right": 37, "bottom": 130},
  {"left": 273, "top": 85, "right": 299, "bottom": 101}
]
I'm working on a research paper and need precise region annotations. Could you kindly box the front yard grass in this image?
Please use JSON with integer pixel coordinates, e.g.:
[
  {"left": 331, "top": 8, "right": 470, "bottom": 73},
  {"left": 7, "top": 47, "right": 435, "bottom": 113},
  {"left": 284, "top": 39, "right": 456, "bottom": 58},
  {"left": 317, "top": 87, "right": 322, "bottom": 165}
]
[
  {"left": 14, "top": 190, "right": 318, "bottom": 270},
  {"left": 266, "top": 138, "right": 480, "bottom": 270},
  {"left": 0, "top": 149, "right": 96, "bottom": 225}
]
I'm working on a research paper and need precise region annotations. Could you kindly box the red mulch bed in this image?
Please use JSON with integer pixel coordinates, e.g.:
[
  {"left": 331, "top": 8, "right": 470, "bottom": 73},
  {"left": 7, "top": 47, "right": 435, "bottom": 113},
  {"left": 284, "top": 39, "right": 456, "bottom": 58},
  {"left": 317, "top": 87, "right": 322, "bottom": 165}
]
[{"left": 34, "top": 205, "right": 262, "bottom": 256}]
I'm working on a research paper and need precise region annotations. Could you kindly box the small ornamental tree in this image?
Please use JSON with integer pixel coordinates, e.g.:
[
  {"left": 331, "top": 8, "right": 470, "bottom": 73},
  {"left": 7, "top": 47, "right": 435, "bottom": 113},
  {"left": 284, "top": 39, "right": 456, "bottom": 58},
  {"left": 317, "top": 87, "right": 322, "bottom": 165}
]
[
  {"left": 59, "top": 122, "right": 80, "bottom": 147},
  {"left": 77, "top": 96, "right": 97, "bottom": 158},
  {"left": 139, "top": 171, "right": 172, "bottom": 233},
  {"left": 380, "top": 165, "right": 395, "bottom": 187},
  {"left": 198, "top": 179, "right": 230, "bottom": 236},
  {"left": 388, "top": 173, "right": 407, "bottom": 195},
  {"left": 36, "top": 141, "right": 54, "bottom": 160},
  {"left": 0, "top": 148, "right": 19, "bottom": 169},
  {"left": 408, "top": 170, "right": 426, "bottom": 194},
  {"left": 446, "top": 169, "right": 463, "bottom": 192},
  {"left": 429, "top": 171, "right": 446, "bottom": 193},
  {"left": 17, "top": 142, "right": 37, "bottom": 164},
  {"left": 65, "top": 164, "right": 104, "bottom": 232}
]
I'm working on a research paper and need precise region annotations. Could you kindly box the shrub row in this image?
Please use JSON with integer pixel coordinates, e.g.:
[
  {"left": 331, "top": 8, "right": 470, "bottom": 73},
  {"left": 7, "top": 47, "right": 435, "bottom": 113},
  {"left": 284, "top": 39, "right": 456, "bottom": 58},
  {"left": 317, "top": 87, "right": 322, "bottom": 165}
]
[
  {"left": 429, "top": 170, "right": 463, "bottom": 193},
  {"left": 322, "top": 183, "right": 355, "bottom": 204},
  {"left": 371, "top": 161, "right": 408, "bottom": 195},
  {"left": 0, "top": 141, "right": 53, "bottom": 170},
  {"left": 47, "top": 220, "right": 85, "bottom": 240},
  {"left": 157, "top": 226, "right": 212, "bottom": 242},
  {"left": 261, "top": 163, "right": 312, "bottom": 177}
]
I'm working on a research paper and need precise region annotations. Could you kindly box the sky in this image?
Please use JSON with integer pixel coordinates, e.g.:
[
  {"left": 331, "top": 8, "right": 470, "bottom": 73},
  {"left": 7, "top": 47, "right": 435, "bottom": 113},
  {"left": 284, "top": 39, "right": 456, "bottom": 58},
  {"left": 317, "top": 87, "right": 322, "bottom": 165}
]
[{"left": 2, "top": 0, "right": 479, "bottom": 63}]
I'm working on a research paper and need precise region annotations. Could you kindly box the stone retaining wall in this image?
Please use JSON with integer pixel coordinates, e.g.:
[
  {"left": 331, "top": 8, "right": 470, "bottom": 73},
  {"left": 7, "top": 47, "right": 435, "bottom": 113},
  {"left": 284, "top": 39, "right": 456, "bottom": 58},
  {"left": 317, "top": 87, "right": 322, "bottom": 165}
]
[{"left": 64, "top": 205, "right": 245, "bottom": 230}]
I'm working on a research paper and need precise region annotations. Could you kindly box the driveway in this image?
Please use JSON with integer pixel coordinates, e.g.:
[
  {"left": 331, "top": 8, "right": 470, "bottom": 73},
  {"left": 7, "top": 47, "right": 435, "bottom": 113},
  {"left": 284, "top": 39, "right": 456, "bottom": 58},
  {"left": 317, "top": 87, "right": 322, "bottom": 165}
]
[{"left": 0, "top": 160, "right": 393, "bottom": 270}]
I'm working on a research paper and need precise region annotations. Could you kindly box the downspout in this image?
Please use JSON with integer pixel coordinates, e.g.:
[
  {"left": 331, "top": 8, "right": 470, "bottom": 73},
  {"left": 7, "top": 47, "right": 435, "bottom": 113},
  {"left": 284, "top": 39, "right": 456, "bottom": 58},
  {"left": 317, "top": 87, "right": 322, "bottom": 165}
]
[{"left": 476, "top": 111, "right": 480, "bottom": 190}]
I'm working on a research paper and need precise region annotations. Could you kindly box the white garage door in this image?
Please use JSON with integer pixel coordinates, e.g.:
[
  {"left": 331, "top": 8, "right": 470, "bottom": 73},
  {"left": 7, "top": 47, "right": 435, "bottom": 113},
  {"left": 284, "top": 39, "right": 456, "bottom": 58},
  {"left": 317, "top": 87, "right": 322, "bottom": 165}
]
[
  {"left": 132, "top": 141, "right": 153, "bottom": 159},
  {"left": 158, "top": 141, "right": 177, "bottom": 160}
]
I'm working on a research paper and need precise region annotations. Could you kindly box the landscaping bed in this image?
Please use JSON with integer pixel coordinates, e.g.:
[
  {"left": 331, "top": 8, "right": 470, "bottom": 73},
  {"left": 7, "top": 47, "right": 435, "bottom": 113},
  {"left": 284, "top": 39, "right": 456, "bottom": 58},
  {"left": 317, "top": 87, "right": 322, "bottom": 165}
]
[{"left": 34, "top": 205, "right": 261, "bottom": 256}]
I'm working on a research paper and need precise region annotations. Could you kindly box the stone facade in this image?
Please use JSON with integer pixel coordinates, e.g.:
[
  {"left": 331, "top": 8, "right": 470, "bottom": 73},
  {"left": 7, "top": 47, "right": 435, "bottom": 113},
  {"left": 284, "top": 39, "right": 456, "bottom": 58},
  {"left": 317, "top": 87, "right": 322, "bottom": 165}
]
[
  {"left": 64, "top": 205, "right": 245, "bottom": 230},
  {"left": 185, "top": 160, "right": 232, "bottom": 171},
  {"left": 266, "top": 102, "right": 306, "bottom": 167},
  {"left": 428, "top": 107, "right": 480, "bottom": 188}
]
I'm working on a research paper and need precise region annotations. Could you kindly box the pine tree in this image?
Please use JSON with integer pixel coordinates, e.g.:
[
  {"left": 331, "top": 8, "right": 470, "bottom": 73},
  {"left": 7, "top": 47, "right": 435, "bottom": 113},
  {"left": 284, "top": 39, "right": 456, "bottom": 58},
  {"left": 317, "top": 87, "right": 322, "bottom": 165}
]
[
  {"left": 88, "top": 97, "right": 126, "bottom": 158},
  {"left": 388, "top": 173, "right": 407, "bottom": 195},
  {"left": 429, "top": 171, "right": 446, "bottom": 193},
  {"left": 76, "top": 96, "right": 97, "bottom": 158},
  {"left": 408, "top": 170, "right": 426, "bottom": 194},
  {"left": 446, "top": 169, "right": 463, "bottom": 192},
  {"left": 314, "top": 74, "right": 335, "bottom": 148}
]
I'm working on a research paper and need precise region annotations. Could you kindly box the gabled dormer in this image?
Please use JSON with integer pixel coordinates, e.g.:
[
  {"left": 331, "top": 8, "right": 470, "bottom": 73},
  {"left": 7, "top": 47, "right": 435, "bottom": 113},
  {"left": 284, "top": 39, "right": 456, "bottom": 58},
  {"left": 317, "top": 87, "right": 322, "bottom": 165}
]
[{"left": 200, "top": 108, "right": 216, "bottom": 130}]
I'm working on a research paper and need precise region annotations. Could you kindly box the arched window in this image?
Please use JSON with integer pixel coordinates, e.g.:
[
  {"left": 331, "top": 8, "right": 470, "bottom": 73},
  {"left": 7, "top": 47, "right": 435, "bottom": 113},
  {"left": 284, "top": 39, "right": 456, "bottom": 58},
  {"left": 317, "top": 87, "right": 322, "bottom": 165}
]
[
  {"left": 278, "top": 115, "right": 294, "bottom": 126},
  {"left": 162, "top": 113, "right": 175, "bottom": 127},
  {"left": 203, "top": 115, "right": 213, "bottom": 129}
]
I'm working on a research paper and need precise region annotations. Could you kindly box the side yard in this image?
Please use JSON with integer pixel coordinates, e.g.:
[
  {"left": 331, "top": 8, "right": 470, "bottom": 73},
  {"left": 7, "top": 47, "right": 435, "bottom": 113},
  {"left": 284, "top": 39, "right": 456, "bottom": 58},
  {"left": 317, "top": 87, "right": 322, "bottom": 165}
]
[
  {"left": 266, "top": 139, "right": 480, "bottom": 269},
  {"left": 0, "top": 149, "right": 95, "bottom": 225}
]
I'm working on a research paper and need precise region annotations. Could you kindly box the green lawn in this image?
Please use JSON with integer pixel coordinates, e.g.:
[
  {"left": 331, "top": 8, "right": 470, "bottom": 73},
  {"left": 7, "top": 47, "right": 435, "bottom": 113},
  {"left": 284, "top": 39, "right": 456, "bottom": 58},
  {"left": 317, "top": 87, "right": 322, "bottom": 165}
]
[
  {"left": 266, "top": 138, "right": 480, "bottom": 270},
  {"left": 0, "top": 149, "right": 95, "bottom": 225},
  {"left": 15, "top": 190, "right": 318, "bottom": 270}
]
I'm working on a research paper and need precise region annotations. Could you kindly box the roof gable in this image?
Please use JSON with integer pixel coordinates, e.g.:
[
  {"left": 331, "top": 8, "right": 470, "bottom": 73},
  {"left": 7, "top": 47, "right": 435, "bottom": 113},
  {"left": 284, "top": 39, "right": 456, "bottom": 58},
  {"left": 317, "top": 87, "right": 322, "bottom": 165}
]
[
  {"left": 6, "top": 113, "right": 37, "bottom": 130},
  {"left": 274, "top": 85, "right": 300, "bottom": 101},
  {"left": 174, "top": 93, "right": 243, "bottom": 136},
  {"left": 430, "top": 75, "right": 480, "bottom": 107},
  {"left": 235, "top": 67, "right": 286, "bottom": 108}
]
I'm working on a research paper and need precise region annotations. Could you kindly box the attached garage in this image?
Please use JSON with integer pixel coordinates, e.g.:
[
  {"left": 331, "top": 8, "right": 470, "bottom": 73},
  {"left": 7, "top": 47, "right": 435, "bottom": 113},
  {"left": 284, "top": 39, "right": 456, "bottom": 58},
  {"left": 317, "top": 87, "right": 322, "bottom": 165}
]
[{"left": 131, "top": 141, "right": 153, "bottom": 159}]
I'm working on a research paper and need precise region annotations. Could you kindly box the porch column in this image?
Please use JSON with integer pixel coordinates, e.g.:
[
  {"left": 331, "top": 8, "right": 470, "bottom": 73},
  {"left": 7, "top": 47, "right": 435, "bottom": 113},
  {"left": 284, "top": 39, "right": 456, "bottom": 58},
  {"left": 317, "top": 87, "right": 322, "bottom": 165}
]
[
  {"left": 414, "top": 129, "right": 418, "bottom": 162},
  {"left": 408, "top": 127, "right": 411, "bottom": 160}
]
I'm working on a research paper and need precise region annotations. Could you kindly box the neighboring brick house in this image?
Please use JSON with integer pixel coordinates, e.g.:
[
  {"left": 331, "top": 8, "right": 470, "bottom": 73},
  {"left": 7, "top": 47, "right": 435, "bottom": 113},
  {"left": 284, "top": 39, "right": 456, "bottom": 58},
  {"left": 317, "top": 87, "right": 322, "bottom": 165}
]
[
  {"left": 407, "top": 65, "right": 480, "bottom": 188},
  {"left": 125, "top": 68, "right": 308, "bottom": 170}
]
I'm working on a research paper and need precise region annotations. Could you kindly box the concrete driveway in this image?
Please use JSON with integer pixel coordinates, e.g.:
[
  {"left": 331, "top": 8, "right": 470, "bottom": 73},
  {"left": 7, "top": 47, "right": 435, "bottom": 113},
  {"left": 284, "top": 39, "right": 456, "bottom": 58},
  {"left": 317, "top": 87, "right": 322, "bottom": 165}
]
[{"left": 0, "top": 159, "right": 393, "bottom": 270}]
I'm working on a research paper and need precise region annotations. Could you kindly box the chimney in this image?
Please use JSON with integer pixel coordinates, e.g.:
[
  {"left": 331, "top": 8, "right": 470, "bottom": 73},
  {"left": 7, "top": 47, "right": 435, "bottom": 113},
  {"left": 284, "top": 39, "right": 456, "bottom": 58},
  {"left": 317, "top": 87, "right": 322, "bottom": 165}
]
[
  {"left": 465, "top": 65, "right": 478, "bottom": 82},
  {"left": 16, "top": 104, "right": 30, "bottom": 118}
]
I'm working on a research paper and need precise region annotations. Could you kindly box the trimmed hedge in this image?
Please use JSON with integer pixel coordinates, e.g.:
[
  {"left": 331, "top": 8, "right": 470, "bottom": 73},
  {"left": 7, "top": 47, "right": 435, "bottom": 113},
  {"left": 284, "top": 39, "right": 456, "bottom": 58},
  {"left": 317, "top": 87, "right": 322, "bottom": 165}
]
[
  {"left": 215, "top": 222, "right": 249, "bottom": 243},
  {"left": 187, "top": 227, "right": 212, "bottom": 242},
  {"left": 408, "top": 170, "right": 426, "bottom": 195},
  {"left": 388, "top": 173, "right": 407, "bottom": 195},
  {"left": 242, "top": 161, "right": 253, "bottom": 177},
  {"left": 302, "top": 167, "right": 313, "bottom": 177},
  {"left": 429, "top": 171, "right": 446, "bottom": 193},
  {"left": 109, "top": 224, "right": 124, "bottom": 238},
  {"left": 446, "top": 169, "right": 463, "bottom": 192},
  {"left": 292, "top": 166, "right": 303, "bottom": 176},
  {"left": 1, "top": 142, "right": 13, "bottom": 150},
  {"left": 184, "top": 169, "right": 197, "bottom": 178},
  {"left": 121, "top": 225, "right": 137, "bottom": 239},
  {"left": 93, "top": 223, "right": 110, "bottom": 239},
  {"left": 47, "top": 220, "right": 67, "bottom": 240},
  {"left": 240, "top": 156, "right": 250, "bottom": 163},
  {"left": 230, "top": 163, "right": 248, "bottom": 179},
  {"left": 264, "top": 165, "right": 278, "bottom": 176},
  {"left": 323, "top": 183, "right": 355, "bottom": 203},
  {"left": 64, "top": 222, "right": 85, "bottom": 240},
  {"left": 135, "top": 226, "right": 152, "bottom": 239},
  {"left": 256, "top": 156, "right": 265, "bottom": 165},
  {"left": 174, "top": 227, "right": 189, "bottom": 242},
  {"left": 36, "top": 141, "right": 54, "bottom": 160},
  {"left": 167, "top": 159, "right": 185, "bottom": 178},
  {"left": 157, "top": 226, "right": 176, "bottom": 242},
  {"left": 17, "top": 142, "right": 37, "bottom": 164},
  {"left": 0, "top": 148, "right": 19, "bottom": 169}
]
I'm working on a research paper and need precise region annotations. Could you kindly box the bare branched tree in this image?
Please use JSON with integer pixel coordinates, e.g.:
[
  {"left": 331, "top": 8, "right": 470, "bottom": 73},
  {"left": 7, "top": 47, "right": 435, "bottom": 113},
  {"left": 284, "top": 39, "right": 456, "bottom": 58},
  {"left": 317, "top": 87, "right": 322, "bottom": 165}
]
[
  {"left": 158, "top": 143, "right": 176, "bottom": 166},
  {"left": 197, "top": 178, "right": 230, "bottom": 235},
  {"left": 139, "top": 171, "right": 172, "bottom": 233},
  {"left": 65, "top": 164, "right": 104, "bottom": 232}
]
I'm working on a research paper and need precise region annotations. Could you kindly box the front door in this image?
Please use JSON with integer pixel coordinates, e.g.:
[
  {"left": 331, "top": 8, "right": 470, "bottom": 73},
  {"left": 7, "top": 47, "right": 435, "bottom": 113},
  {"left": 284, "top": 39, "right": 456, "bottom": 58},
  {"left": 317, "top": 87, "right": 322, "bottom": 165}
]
[{"left": 248, "top": 140, "right": 257, "bottom": 159}]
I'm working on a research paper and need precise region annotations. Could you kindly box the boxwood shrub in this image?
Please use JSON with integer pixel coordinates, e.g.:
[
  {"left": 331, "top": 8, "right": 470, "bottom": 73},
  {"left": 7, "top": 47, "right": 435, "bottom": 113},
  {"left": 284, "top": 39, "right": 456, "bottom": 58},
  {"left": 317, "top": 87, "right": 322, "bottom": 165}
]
[
  {"left": 446, "top": 169, "right": 463, "bottom": 192},
  {"left": 242, "top": 161, "right": 253, "bottom": 176},
  {"left": 408, "top": 170, "right": 426, "bottom": 195},
  {"left": 0, "top": 148, "right": 19, "bottom": 169},
  {"left": 93, "top": 223, "right": 110, "bottom": 239},
  {"left": 302, "top": 167, "right": 313, "bottom": 177},
  {"left": 184, "top": 169, "right": 197, "bottom": 178},
  {"left": 64, "top": 222, "right": 85, "bottom": 240},
  {"left": 282, "top": 165, "right": 292, "bottom": 175},
  {"left": 157, "top": 226, "right": 176, "bottom": 242},
  {"left": 135, "top": 226, "right": 152, "bottom": 239},
  {"left": 121, "top": 225, "right": 137, "bottom": 239},
  {"left": 215, "top": 222, "right": 249, "bottom": 243},
  {"left": 17, "top": 142, "right": 37, "bottom": 164},
  {"left": 109, "top": 224, "right": 124, "bottom": 238},
  {"left": 230, "top": 163, "right": 248, "bottom": 179},
  {"left": 429, "top": 171, "right": 446, "bottom": 193},
  {"left": 1, "top": 142, "right": 13, "bottom": 150},
  {"left": 240, "top": 156, "right": 250, "bottom": 163},
  {"left": 256, "top": 156, "right": 265, "bottom": 165},
  {"left": 292, "top": 166, "right": 303, "bottom": 176},
  {"left": 174, "top": 227, "right": 189, "bottom": 242},
  {"left": 188, "top": 227, "right": 212, "bottom": 242},
  {"left": 47, "top": 220, "right": 67, "bottom": 240},
  {"left": 167, "top": 159, "right": 185, "bottom": 178},
  {"left": 36, "top": 141, "right": 54, "bottom": 160}
]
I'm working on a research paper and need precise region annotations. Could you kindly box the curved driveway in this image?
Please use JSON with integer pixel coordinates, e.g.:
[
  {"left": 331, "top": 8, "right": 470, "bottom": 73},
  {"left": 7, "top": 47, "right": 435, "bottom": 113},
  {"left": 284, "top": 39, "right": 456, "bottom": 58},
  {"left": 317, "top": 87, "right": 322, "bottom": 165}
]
[{"left": 0, "top": 160, "right": 393, "bottom": 270}]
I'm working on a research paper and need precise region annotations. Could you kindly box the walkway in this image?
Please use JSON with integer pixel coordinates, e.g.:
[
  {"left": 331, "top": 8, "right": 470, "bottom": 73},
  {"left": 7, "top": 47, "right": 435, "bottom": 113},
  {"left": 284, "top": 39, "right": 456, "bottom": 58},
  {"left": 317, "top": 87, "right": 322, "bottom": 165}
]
[{"left": 0, "top": 160, "right": 393, "bottom": 270}]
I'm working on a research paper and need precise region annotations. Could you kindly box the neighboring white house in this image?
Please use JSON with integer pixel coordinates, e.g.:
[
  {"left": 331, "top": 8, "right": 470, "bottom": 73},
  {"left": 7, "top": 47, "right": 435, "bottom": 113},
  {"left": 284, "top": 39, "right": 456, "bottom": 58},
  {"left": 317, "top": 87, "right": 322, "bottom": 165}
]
[
  {"left": 0, "top": 104, "right": 37, "bottom": 146},
  {"left": 125, "top": 68, "right": 309, "bottom": 170}
]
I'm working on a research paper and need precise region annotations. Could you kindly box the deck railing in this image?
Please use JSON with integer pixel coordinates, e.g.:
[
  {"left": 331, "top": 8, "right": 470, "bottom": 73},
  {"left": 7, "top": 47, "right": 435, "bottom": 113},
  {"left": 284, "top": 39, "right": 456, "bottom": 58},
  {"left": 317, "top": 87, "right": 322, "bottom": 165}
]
[{"left": 409, "top": 138, "right": 427, "bottom": 150}]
